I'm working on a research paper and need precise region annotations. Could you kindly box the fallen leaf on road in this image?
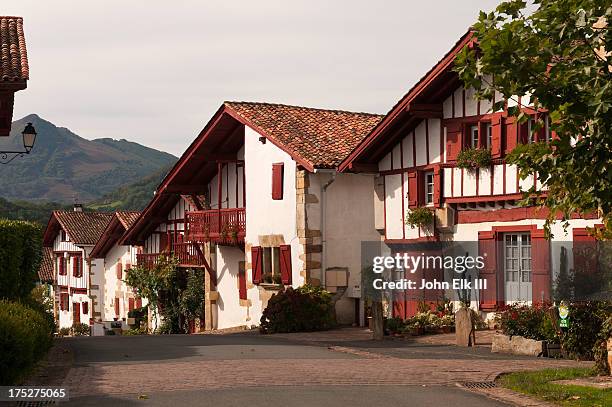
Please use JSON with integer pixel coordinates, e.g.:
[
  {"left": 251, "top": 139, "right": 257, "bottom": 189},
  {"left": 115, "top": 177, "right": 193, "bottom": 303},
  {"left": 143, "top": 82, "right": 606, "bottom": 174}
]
[{"left": 138, "top": 395, "right": 148, "bottom": 400}]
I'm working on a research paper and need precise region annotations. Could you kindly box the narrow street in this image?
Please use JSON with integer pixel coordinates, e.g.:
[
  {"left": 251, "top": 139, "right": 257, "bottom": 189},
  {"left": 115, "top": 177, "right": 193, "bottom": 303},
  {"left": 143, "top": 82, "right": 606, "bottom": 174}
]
[{"left": 47, "top": 329, "right": 588, "bottom": 406}]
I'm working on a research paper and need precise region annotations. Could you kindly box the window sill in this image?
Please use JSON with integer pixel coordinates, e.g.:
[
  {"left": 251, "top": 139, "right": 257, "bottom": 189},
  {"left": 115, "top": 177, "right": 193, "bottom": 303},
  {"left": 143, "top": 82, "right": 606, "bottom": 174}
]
[{"left": 259, "top": 283, "right": 283, "bottom": 290}]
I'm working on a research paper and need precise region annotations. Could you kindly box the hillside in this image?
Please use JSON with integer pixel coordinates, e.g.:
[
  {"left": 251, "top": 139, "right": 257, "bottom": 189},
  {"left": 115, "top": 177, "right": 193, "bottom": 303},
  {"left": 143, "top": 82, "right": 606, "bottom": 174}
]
[
  {"left": 0, "top": 114, "right": 177, "bottom": 202},
  {"left": 88, "top": 164, "right": 171, "bottom": 211}
]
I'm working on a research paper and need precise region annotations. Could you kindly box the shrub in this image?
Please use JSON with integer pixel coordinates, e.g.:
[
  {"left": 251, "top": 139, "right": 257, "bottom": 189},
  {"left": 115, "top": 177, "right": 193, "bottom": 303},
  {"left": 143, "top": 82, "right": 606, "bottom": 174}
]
[
  {"left": 0, "top": 220, "right": 42, "bottom": 301},
  {"left": 496, "top": 303, "right": 559, "bottom": 341},
  {"left": 405, "top": 207, "right": 434, "bottom": 228},
  {"left": 0, "top": 300, "right": 53, "bottom": 385},
  {"left": 560, "top": 301, "right": 612, "bottom": 363},
  {"left": 72, "top": 323, "right": 90, "bottom": 336},
  {"left": 124, "top": 327, "right": 147, "bottom": 336},
  {"left": 386, "top": 317, "right": 405, "bottom": 333},
  {"left": 58, "top": 327, "right": 71, "bottom": 337},
  {"left": 260, "top": 285, "right": 334, "bottom": 334},
  {"left": 456, "top": 147, "right": 492, "bottom": 171}
]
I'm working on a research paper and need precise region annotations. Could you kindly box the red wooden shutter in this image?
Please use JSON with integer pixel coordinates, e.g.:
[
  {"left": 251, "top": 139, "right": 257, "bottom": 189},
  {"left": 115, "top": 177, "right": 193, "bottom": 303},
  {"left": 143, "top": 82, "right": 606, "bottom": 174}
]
[
  {"left": 82, "top": 302, "right": 88, "bottom": 314},
  {"left": 251, "top": 246, "right": 263, "bottom": 284},
  {"left": 279, "top": 244, "right": 292, "bottom": 285},
  {"left": 135, "top": 298, "right": 142, "bottom": 309},
  {"left": 504, "top": 116, "right": 518, "bottom": 154},
  {"left": 433, "top": 167, "right": 441, "bottom": 207},
  {"left": 271, "top": 163, "right": 284, "bottom": 200},
  {"left": 59, "top": 257, "right": 65, "bottom": 275},
  {"left": 60, "top": 294, "right": 66, "bottom": 310},
  {"left": 417, "top": 171, "right": 425, "bottom": 206},
  {"left": 238, "top": 267, "right": 247, "bottom": 300},
  {"left": 128, "top": 298, "right": 135, "bottom": 312},
  {"left": 407, "top": 171, "right": 418, "bottom": 209},
  {"left": 72, "top": 256, "right": 77, "bottom": 276},
  {"left": 445, "top": 122, "right": 462, "bottom": 161},
  {"left": 531, "top": 230, "right": 551, "bottom": 304},
  {"left": 114, "top": 298, "right": 120, "bottom": 317},
  {"left": 490, "top": 115, "right": 503, "bottom": 158},
  {"left": 478, "top": 231, "right": 499, "bottom": 311},
  {"left": 116, "top": 262, "right": 123, "bottom": 280}
]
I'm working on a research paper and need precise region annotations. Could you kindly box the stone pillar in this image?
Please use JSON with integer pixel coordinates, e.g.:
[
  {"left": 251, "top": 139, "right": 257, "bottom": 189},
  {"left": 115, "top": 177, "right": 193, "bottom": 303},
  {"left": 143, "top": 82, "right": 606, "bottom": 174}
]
[
  {"left": 455, "top": 307, "right": 474, "bottom": 347},
  {"left": 295, "top": 169, "right": 322, "bottom": 286}
]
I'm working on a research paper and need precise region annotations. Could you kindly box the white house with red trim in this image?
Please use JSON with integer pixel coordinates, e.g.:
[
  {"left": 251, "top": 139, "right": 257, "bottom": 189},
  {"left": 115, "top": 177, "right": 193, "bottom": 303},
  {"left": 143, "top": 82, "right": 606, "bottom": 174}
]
[
  {"left": 89, "top": 211, "right": 146, "bottom": 334},
  {"left": 338, "top": 31, "right": 602, "bottom": 318},
  {"left": 42, "top": 207, "right": 114, "bottom": 329},
  {"left": 122, "top": 102, "right": 383, "bottom": 331}
]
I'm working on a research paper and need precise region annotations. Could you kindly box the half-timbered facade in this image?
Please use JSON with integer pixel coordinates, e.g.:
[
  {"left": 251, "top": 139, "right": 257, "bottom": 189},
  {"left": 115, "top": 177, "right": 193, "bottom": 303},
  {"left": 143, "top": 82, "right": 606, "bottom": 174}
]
[
  {"left": 89, "top": 211, "right": 145, "bottom": 334},
  {"left": 340, "top": 31, "right": 602, "bottom": 318},
  {"left": 122, "top": 102, "right": 383, "bottom": 330},
  {"left": 42, "top": 208, "right": 113, "bottom": 329}
]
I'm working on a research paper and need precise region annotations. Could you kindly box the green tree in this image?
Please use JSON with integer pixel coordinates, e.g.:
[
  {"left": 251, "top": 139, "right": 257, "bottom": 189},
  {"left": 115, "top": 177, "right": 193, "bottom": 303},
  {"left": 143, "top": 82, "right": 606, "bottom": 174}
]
[{"left": 455, "top": 0, "right": 612, "bottom": 237}]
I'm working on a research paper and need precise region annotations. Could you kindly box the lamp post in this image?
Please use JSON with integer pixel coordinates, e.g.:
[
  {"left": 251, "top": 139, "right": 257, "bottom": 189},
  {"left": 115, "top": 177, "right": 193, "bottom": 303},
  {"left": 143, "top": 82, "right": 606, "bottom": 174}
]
[{"left": 0, "top": 122, "right": 37, "bottom": 164}]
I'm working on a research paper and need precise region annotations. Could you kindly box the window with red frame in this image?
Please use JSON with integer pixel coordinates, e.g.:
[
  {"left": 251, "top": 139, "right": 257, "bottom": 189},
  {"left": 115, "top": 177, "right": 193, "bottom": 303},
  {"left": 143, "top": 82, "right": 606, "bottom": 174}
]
[
  {"left": 82, "top": 302, "right": 88, "bottom": 314},
  {"left": 114, "top": 297, "right": 120, "bottom": 317}
]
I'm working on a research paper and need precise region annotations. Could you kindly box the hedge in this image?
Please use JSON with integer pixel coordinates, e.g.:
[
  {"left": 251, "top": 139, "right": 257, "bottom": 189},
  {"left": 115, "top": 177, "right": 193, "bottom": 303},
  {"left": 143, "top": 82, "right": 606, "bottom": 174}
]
[
  {"left": 0, "top": 300, "right": 53, "bottom": 385},
  {"left": 0, "top": 219, "right": 42, "bottom": 301}
]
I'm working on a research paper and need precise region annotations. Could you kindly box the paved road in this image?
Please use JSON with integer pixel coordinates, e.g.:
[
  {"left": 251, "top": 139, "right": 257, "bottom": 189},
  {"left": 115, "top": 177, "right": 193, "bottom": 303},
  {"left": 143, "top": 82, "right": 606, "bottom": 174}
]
[{"left": 56, "top": 331, "right": 584, "bottom": 406}]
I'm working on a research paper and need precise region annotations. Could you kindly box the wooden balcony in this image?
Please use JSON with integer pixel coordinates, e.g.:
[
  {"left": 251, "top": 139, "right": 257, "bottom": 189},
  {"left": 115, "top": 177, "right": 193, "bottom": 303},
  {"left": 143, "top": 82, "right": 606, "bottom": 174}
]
[
  {"left": 185, "top": 208, "right": 245, "bottom": 245},
  {"left": 136, "top": 242, "right": 209, "bottom": 270}
]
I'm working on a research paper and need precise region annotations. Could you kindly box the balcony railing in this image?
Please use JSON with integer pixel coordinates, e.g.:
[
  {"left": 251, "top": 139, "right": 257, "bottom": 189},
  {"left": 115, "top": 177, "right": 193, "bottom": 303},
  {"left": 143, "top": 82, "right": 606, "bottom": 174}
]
[
  {"left": 136, "top": 242, "right": 208, "bottom": 270},
  {"left": 185, "top": 208, "right": 245, "bottom": 245}
]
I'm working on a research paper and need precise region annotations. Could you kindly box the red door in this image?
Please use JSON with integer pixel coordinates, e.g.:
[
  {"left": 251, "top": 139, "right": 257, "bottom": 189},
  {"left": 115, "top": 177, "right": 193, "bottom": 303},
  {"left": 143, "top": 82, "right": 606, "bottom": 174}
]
[{"left": 73, "top": 302, "right": 80, "bottom": 325}]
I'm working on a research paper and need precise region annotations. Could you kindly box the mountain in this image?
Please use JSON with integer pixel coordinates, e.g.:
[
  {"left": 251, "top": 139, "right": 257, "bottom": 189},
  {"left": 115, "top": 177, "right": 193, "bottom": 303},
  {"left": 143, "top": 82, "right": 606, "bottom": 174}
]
[
  {"left": 0, "top": 114, "right": 177, "bottom": 202},
  {"left": 88, "top": 164, "right": 171, "bottom": 211}
]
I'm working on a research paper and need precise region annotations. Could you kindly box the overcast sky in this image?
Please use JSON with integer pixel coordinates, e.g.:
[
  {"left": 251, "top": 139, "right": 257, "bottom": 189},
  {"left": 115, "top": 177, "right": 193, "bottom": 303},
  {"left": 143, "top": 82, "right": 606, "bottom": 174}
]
[{"left": 4, "top": 1, "right": 499, "bottom": 156}]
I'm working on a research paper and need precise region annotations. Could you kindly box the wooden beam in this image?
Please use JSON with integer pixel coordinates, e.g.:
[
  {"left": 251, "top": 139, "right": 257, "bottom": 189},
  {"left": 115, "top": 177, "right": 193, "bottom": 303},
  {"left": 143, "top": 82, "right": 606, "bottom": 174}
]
[
  {"left": 349, "top": 162, "right": 379, "bottom": 173},
  {"left": 405, "top": 103, "right": 442, "bottom": 112},
  {"left": 190, "top": 153, "right": 237, "bottom": 161},
  {"left": 162, "top": 185, "right": 208, "bottom": 194}
]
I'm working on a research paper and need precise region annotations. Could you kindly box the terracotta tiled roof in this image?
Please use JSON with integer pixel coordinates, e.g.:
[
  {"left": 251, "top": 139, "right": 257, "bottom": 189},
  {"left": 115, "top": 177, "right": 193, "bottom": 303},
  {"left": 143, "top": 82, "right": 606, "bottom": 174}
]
[
  {"left": 38, "top": 247, "right": 54, "bottom": 283},
  {"left": 225, "top": 102, "right": 384, "bottom": 168},
  {"left": 116, "top": 211, "right": 141, "bottom": 230},
  {"left": 0, "top": 16, "right": 28, "bottom": 82},
  {"left": 53, "top": 211, "right": 114, "bottom": 246}
]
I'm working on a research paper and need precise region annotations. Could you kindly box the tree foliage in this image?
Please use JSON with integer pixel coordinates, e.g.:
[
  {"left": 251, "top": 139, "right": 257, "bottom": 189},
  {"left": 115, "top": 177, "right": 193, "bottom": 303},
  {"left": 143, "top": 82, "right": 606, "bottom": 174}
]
[
  {"left": 455, "top": 0, "right": 612, "bottom": 237},
  {"left": 123, "top": 256, "right": 204, "bottom": 334},
  {"left": 0, "top": 219, "right": 42, "bottom": 301}
]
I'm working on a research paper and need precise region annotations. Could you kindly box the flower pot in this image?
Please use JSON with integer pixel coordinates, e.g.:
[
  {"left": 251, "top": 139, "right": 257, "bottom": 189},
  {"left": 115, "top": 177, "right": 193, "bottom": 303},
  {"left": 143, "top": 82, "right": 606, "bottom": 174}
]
[
  {"left": 410, "top": 326, "right": 424, "bottom": 336},
  {"left": 544, "top": 342, "right": 562, "bottom": 358}
]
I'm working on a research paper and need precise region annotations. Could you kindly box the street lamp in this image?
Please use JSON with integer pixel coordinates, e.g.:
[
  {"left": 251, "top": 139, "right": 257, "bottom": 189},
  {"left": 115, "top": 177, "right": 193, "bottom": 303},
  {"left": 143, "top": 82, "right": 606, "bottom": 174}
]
[{"left": 0, "top": 122, "right": 38, "bottom": 164}]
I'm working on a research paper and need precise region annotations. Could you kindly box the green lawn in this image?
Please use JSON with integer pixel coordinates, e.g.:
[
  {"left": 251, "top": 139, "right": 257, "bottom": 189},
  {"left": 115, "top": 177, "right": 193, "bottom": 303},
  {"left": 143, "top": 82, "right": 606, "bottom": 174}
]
[{"left": 498, "top": 367, "right": 611, "bottom": 407}]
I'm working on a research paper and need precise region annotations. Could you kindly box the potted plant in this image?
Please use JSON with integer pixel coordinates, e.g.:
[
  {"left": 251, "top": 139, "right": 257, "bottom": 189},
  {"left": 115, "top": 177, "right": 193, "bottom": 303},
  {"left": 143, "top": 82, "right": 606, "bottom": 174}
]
[
  {"left": 405, "top": 207, "right": 434, "bottom": 229},
  {"left": 456, "top": 147, "right": 492, "bottom": 172}
]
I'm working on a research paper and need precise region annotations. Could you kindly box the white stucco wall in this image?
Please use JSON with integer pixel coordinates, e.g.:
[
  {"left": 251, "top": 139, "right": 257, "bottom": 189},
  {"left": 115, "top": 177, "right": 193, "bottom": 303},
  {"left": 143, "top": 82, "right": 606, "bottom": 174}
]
[
  {"left": 214, "top": 245, "right": 247, "bottom": 329},
  {"left": 313, "top": 172, "right": 381, "bottom": 324}
]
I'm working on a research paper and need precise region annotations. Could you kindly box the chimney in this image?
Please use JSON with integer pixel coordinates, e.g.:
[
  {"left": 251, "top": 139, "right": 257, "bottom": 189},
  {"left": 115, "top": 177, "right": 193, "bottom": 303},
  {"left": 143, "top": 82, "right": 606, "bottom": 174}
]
[{"left": 73, "top": 203, "right": 83, "bottom": 212}]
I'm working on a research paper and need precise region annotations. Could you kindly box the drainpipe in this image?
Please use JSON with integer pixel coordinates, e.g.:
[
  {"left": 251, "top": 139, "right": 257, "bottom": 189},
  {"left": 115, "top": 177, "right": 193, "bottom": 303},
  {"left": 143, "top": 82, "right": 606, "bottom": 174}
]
[{"left": 314, "top": 169, "right": 336, "bottom": 287}]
